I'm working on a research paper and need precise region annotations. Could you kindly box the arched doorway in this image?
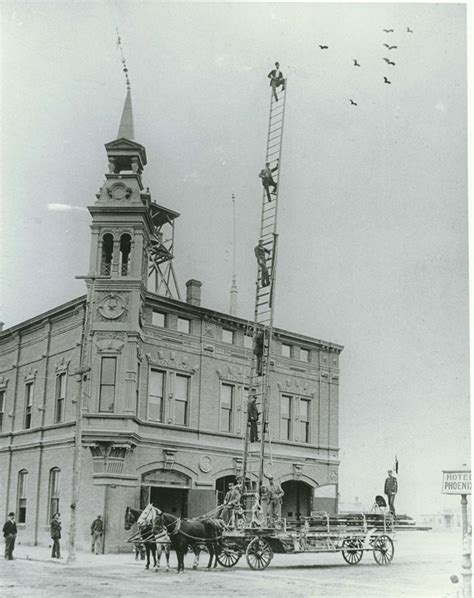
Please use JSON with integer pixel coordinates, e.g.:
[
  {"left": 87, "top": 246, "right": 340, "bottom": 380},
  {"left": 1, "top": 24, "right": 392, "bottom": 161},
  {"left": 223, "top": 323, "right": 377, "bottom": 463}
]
[
  {"left": 141, "top": 469, "right": 190, "bottom": 517},
  {"left": 281, "top": 480, "right": 313, "bottom": 521}
]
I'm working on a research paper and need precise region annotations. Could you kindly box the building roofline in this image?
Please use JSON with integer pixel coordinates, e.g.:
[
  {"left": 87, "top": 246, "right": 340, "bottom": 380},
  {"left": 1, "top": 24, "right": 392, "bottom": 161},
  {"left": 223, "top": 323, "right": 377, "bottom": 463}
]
[
  {"left": 0, "top": 295, "right": 86, "bottom": 337},
  {"left": 145, "top": 291, "right": 344, "bottom": 352}
]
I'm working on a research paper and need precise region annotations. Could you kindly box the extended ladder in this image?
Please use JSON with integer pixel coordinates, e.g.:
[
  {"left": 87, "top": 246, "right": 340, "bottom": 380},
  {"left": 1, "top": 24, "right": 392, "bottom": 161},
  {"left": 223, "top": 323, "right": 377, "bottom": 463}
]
[{"left": 241, "top": 78, "right": 288, "bottom": 497}]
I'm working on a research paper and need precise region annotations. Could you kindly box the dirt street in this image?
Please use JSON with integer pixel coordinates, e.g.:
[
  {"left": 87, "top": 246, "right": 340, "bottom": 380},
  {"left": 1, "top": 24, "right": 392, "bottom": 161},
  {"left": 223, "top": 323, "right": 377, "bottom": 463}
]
[{"left": 0, "top": 531, "right": 466, "bottom": 597}]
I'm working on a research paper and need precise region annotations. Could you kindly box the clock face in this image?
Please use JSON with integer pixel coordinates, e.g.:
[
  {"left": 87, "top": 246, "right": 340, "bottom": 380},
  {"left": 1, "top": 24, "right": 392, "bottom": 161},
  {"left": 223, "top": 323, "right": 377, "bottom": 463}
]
[{"left": 112, "top": 187, "right": 126, "bottom": 200}]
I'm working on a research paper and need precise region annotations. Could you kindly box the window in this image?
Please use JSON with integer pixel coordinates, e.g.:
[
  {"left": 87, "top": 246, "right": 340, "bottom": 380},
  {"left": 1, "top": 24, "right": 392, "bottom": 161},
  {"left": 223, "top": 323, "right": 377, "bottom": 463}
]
[
  {"left": 148, "top": 370, "right": 164, "bottom": 422},
  {"left": 55, "top": 373, "right": 66, "bottom": 423},
  {"left": 101, "top": 233, "right": 113, "bottom": 275},
  {"left": 119, "top": 233, "right": 132, "bottom": 276},
  {"left": 281, "top": 395, "right": 292, "bottom": 441},
  {"left": 99, "top": 357, "right": 116, "bottom": 413},
  {"left": 0, "top": 389, "right": 4, "bottom": 432},
  {"left": 299, "top": 399, "right": 310, "bottom": 443},
  {"left": 300, "top": 348, "right": 310, "bottom": 363},
  {"left": 177, "top": 318, "right": 191, "bottom": 334},
  {"left": 24, "top": 382, "right": 33, "bottom": 429},
  {"left": 47, "top": 468, "right": 60, "bottom": 521},
  {"left": 152, "top": 311, "right": 166, "bottom": 327},
  {"left": 243, "top": 335, "right": 253, "bottom": 349},
  {"left": 222, "top": 329, "right": 234, "bottom": 344},
  {"left": 220, "top": 384, "right": 234, "bottom": 433},
  {"left": 281, "top": 343, "right": 291, "bottom": 358},
  {"left": 17, "top": 470, "right": 28, "bottom": 523},
  {"left": 174, "top": 375, "right": 189, "bottom": 426}
]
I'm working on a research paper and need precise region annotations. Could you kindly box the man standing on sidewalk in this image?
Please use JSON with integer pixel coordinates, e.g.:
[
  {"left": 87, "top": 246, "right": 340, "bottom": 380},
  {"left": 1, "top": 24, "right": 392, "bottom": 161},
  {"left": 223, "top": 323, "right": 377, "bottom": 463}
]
[
  {"left": 50, "top": 512, "right": 61, "bottom": 558},
  {"left": 3, "top": 512, "right": 17, "bottom": 560},
  {"left": 90, "top": 514, "right": 103, "bottom": 554}
]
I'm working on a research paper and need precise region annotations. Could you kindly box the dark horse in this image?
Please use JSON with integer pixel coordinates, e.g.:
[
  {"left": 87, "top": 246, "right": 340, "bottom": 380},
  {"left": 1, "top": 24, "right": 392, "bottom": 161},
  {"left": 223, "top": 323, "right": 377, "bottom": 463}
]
[
  {"left": 124, "top": 506, "right": 171, "bottom": 571},
  {"left": 140, "top": 504, "right": 224, "bottom": 573}
]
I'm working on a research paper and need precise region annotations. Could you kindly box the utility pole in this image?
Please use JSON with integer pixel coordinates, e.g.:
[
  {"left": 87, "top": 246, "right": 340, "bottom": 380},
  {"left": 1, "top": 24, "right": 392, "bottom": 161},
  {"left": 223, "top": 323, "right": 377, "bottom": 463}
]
[{"left": 67, "top": 275, "right": 108, "bottom": 563}]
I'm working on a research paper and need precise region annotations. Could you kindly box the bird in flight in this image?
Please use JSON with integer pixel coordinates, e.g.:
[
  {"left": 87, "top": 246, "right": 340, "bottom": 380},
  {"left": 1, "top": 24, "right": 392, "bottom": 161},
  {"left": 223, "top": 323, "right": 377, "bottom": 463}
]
[
  {"left": 350, "top": 99, "right": 358, "bottom": 106},
  {"left": 383, "top": 58, "right": 396, "bottom": 66},
  {"left": 353, "top": 59, "right": 361, "bottom": 67},
  {"left": 319, "top": 45, "right": 329, "bottom": 49},
  {"left": 407, "top": 27, "right": 413, "bottom": 33},
  {"left": 383, "top": 28, "right": 394, "bottom": 33},
  {"left": 384, "top": 76, "right": 392, "bottom": 84},
  {"left": 383, "top": 44, "right": 398, "bottom": 50}
]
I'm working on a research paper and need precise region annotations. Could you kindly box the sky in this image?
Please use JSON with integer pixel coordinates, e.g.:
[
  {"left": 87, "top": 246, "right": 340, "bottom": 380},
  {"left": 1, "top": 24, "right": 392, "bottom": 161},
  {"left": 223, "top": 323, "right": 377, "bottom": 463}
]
[{"left": 0, "top": 2, "right": 469, "bottom": 518}]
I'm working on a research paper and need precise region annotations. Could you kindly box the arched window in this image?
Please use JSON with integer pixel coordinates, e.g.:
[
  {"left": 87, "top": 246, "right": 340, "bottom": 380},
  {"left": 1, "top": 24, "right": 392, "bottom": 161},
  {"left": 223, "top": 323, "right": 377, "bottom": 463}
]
[
  {"left": 119, "top": 234, "right": 132, "bottom": 276},
  {"left": 47, "top": 468, "right": 60, "bottom": 522},
  {"left": 101, "top": 234, "right": 114, "bottom": 275},
  {"left": 17, "top": 470, "right": 28, "bottom": 523}
]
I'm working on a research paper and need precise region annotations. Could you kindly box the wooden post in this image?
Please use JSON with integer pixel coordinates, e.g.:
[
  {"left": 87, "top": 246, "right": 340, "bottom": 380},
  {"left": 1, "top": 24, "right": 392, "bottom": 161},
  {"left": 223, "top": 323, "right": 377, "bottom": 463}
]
[{"left": 461, "top": 494, "right": 471, "bottom": 598}]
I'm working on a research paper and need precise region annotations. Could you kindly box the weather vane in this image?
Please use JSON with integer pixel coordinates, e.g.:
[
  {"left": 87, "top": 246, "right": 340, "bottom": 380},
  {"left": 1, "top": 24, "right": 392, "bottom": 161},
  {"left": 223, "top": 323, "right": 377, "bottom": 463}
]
[{"left": 116, "top": 27, "right": 131, "bottom": 90}]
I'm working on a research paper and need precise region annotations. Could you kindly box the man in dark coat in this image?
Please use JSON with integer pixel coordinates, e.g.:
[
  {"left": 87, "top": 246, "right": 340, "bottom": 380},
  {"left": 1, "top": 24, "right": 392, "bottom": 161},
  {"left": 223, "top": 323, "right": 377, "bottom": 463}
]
[
  {"left": 384, "top": 470, "right": 398, "bottom": 515},
  {"left": 50, "top": 512, "right": 61, "bottom": 558},
  {"left": 247, "top": 394, "right": 259, "bottom": 443},
  {"left": 253, "top": 330, "right": 265, "bottom": 376},
  {"left": 3, "top": 512, "right": 17, "bottom": 560},
  {"left": 90, "top": 515, "right": 104, "bottom": 554},
  {"left": 268, "top": 61, "right": 285, "bottom": 101}
]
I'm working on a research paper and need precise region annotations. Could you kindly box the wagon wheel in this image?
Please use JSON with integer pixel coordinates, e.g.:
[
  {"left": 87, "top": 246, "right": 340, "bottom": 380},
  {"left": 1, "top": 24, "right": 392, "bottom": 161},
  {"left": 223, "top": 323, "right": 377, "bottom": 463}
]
[
  {"left": 246, "top": 537, "right": 273, "bottom": 570},
  {"left": 216, "top": 542, "right": 242, "bottom": 568},
  {"left": 341, "top": 537, "right": 363, "bottom": 565},
  {"left": 372, "top": 535, "right": 394, "bottom": 565}
]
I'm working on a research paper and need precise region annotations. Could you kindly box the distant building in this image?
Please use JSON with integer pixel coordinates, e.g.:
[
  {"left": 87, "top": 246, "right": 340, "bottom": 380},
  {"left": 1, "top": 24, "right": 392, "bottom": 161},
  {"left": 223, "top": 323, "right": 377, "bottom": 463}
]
[
  {"left": 420, "top": 510, "right": 467, "bottom": 530},
  {"left": 0, "top": 90, "right": 343, "bottom": 552}
]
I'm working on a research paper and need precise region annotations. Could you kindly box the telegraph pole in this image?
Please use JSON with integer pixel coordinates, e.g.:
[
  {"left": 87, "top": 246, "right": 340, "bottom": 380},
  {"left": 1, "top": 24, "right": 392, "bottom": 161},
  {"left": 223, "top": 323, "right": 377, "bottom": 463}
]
[
  {"left": 67, "top": 275, "right": 108, "bottom": 563},
  {"left": 230, "top": 193, "right": 238, "bottom": 316}
]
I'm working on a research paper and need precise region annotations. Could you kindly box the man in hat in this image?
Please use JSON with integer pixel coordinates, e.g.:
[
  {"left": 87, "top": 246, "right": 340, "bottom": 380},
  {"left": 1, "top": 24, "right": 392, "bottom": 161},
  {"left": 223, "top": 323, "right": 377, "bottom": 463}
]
[
  {"left": 384, "top": 470, "right": 398, "bottom": 516},
  {"left": 50, "top": 512, "right": 61, "bottom": 558},
  {"left": 268, "top": 61, "right": 285, "bottom": 101},
  {"left": 220, "top": 483, "right": 241, "bottom": 526},
  {"left": 3, "top": 512, "right": 17, "bottom": 560},
  {"left": 258, "top": 160, "right": 279, "bottom": 202},
  {"left": 268, "top": 479, "right": 284, "bottom": 525},
  {"left": 247, "top": 393, "right": 259, "bottom": 443},
  {"left": 254, "top": 240, "right": 271, "bottom": 287},
  {"left": 90, "top": 514, "right": 104, "bottom": 554}
]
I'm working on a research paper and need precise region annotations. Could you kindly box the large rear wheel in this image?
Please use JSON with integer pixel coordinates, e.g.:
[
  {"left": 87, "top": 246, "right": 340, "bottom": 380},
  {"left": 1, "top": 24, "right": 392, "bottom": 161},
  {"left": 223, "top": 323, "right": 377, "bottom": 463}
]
[
  {"left": 245, "top": 537, "right": 273, "bottom": 570},
  {"left": 372, "top": 535, "right": 394, "bottom": 565}
]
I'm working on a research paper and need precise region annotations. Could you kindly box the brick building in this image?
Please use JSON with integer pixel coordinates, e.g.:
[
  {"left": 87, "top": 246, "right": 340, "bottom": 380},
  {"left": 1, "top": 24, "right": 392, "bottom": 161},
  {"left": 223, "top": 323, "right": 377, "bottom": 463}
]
[{"left": 0, "top": 90, "right": 343, "bottom": 552}]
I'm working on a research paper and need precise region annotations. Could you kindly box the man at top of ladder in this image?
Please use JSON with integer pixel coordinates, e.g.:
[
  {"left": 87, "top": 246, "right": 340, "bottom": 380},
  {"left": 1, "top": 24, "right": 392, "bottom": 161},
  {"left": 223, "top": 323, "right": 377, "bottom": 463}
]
[{"left": 268, "top": 61, "right": 285, "bottom": 101}]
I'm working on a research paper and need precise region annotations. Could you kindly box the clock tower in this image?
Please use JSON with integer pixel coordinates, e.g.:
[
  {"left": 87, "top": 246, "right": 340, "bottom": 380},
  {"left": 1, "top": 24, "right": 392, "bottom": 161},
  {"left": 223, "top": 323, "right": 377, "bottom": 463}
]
[{"left": 84, "top": 88, "right": 179, "bottom": 416}]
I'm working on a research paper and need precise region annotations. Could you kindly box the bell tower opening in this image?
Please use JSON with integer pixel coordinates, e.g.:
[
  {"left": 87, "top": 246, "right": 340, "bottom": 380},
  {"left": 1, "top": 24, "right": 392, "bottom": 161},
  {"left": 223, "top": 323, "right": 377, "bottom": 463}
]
[
  {"left": 119, "top": 234, "right": 131, "bottom": 276},
  {"left": 101, "top": 233, "right": 113, "bottom": 276}
]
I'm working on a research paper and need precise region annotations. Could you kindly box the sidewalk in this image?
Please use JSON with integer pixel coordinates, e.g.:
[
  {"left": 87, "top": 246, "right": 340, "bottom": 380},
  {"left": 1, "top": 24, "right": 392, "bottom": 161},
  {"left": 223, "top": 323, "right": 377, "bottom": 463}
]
[{"left": 12, "top": 543, "right": 137, "bottom": 567}]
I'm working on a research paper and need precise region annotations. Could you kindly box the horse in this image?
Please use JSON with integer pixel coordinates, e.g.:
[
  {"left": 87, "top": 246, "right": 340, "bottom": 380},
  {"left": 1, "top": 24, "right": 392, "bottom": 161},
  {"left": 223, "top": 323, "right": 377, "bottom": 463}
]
[
  {"left": 124, "top": 506, "right": 171, "bottom": 571},
  {"left": 138, "top": 504, "right": 224, "bottom": 573}
]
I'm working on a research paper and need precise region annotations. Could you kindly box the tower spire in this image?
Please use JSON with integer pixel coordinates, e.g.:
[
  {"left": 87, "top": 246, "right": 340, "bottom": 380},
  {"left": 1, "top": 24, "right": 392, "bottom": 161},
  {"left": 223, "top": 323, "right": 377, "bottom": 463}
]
[{"left": 116, "top": 28, "right": 134, "bottom": 140}]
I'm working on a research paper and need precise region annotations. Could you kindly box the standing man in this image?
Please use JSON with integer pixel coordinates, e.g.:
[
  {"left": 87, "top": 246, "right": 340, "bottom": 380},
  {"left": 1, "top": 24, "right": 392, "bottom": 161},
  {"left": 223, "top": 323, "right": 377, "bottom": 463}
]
[
  {"left": 384, "top": 470, "right": 398, "bottom": 516},
  {"left": 259, "top": 484, "right": 270, "bottom": 527},
  {"left": 3, "top": 512, "right": 17, "bottom": 560},
  {"left": 90, "top": 514, "right": 103, "bottom": 555},
  {"left": 268, "top": 479, "right": 284, "bottom": 525},
  {"left": 268, "top": 61, "right": 285, "bottom": 101},
  {"left": 254, "top": 240, "right": 271, "bottom": 287},
  {"left": 50, "top": 512, "right": 61, "bottom": 558},
  {"left": 247, "top": 393, "right": 260, "bottom": 443},
  {"left": 220, "top": 483, "right": 241, "bottom": 525},
  {"left": 259, "top": 160, "right": 279, "bottom": 201}
]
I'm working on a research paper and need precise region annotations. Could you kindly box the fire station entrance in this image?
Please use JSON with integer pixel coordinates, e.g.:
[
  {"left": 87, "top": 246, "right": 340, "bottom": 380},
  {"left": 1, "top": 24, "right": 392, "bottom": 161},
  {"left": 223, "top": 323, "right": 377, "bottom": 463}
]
[
  {"left": 140, "top": 469, "right": 190, "bottom": 518},
  {"left": 281, "top": 480, "right": 313, "bottom": 521}
]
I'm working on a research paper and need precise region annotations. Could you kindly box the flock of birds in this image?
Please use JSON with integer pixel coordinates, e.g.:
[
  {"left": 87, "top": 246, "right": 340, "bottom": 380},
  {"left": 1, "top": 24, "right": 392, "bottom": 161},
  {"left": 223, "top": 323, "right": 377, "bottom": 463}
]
[{"left": 318, "top": 27, "right": 414, "bottom": 106}]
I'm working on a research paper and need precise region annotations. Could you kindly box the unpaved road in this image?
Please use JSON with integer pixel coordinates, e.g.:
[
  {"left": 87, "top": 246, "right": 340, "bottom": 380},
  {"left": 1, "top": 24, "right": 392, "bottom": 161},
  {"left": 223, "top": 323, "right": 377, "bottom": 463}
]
[{"left": 0, "top": 531, "right": 465, "bottom": 597}]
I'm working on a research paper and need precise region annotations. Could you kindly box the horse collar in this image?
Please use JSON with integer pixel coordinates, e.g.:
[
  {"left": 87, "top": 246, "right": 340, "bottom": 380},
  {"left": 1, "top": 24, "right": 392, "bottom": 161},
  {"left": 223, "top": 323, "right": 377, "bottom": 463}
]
[{"left": 166, "top": 517, "right": 181, "bottom": 536}]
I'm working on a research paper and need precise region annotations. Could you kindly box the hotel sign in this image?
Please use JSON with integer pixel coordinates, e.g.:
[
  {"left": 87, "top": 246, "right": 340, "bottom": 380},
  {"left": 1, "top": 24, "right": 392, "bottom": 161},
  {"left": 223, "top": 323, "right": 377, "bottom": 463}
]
[{"left": 442, "top": 470, "right": 471, "bottom": 495}]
